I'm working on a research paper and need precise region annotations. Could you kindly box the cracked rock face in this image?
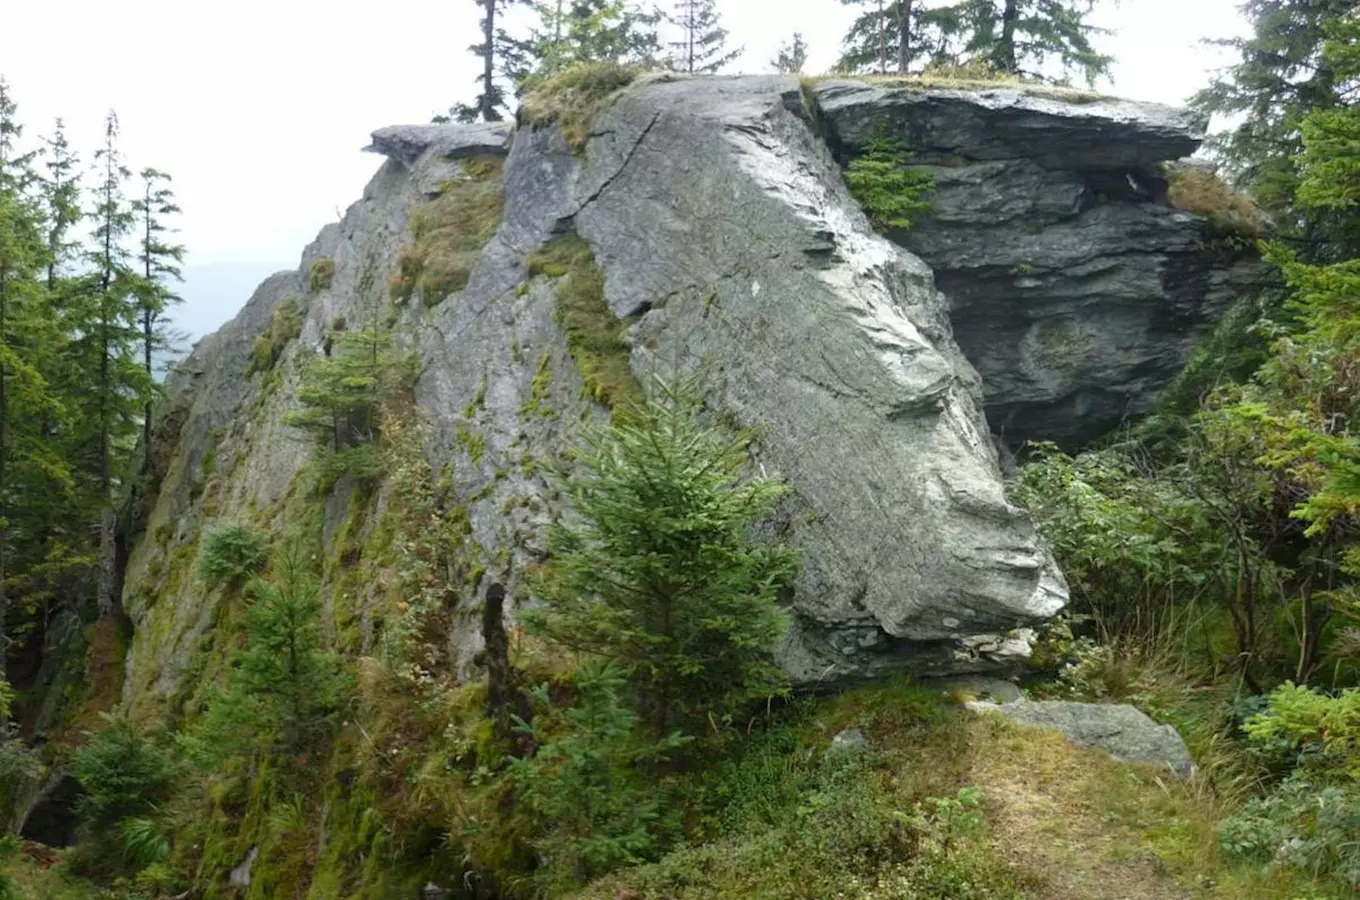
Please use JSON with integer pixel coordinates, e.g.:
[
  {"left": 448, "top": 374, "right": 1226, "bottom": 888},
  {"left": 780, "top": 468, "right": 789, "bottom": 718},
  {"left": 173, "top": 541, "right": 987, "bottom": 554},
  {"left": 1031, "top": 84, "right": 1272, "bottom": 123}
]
[
  {"left": 125, "top": 75, "right": 1246, "bottom": 705},
  {"left": 816, "top": 81, "right": 1262, "bottom": 449}
]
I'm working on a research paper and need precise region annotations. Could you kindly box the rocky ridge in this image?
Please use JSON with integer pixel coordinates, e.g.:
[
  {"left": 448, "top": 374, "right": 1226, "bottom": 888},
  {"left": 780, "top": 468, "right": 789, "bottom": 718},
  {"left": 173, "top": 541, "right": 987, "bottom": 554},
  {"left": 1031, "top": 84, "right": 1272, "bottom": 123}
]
[{"left": 120, "top": 75, "right": 1251, "bottom": 716}]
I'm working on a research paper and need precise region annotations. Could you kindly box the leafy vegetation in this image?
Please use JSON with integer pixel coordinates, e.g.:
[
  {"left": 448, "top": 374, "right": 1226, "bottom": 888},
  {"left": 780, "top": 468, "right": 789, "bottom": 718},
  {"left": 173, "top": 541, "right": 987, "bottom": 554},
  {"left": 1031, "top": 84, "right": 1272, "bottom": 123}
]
[{"left": 1005, "top": 14, "right": 1360, "bottom": 899}]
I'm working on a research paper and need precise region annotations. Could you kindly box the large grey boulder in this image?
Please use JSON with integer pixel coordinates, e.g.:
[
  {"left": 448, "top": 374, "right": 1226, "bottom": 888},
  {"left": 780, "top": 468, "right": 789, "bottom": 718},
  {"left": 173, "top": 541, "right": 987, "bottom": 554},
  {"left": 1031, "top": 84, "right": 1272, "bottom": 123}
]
[
  {"left": 971, "top": 699, "right": 1196, "bottom": 778},
  {"left": 816, "top": 80, "right": 1263, "bottom": 448},
  {"left": 119, "top": 75, "right": 1250, "bottom": 713}
]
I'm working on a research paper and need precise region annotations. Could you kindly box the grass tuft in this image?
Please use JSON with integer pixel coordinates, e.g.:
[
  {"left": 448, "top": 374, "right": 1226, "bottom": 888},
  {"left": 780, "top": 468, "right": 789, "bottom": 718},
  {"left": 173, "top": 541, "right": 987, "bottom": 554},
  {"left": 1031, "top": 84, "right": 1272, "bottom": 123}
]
[
  {"left": 389, "top": 154, "right": 505, "bottom": 308},
  {"left": 308, "top": 257, "right": 335, "bottom": 292},
  {"left": 1165, "top": 164, "right": 1268, "bottom": 237},
  {"left": 520, "top": 63, "right": 640, "bottom": 154},
  {"left": 526, "top": 235, "right": 642, "bottom": 415}
]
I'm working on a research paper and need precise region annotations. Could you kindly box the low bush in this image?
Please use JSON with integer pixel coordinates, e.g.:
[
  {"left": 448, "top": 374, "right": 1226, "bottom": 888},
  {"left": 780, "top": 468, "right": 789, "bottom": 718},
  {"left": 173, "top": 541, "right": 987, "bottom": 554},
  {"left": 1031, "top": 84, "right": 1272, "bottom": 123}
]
[{"left": 198, "top": 522, "right": 270, "bottom": 586}]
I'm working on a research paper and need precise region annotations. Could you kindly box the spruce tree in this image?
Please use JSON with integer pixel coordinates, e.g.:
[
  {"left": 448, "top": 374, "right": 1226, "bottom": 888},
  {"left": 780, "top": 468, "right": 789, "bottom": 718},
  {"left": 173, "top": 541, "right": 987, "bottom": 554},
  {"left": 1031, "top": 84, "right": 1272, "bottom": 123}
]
[
  {"left": 130, "top": 168, "right": 184, "bottom": 476},
  {"left": 511, "top": 0, "right": 663, "bottom": 84},
  {"left": 0, "top": 82, "right": 66, "bottom": 684},
  {"left": 37, "top": 119, "right": 81, "bottom": 291},
  {"left": 666, "top": 0, "right": 741, "bottom": 74},
  {"left": 188, "top": 543, "right": 344, "bottom": 765},
  {"left": 454, "top": 0, "right": 531, "bottom": 122},
  {"left": 82, "top": 112, "right": 142, "bottom": 618},
  {"left": 1193, "top": 0, "right": 1356, "bottom": 245},
  {"left": 772, "top": 32, "right": 810, "bottom": 74},
  {"left": 951, "top": 0, "right": 1111, "bottom": 85},
  {"left": 524, "top": 374, "right": 798, "bottom": 738},
  {"left": 837, "top": 1, "right": 962, "bottom": 74}
]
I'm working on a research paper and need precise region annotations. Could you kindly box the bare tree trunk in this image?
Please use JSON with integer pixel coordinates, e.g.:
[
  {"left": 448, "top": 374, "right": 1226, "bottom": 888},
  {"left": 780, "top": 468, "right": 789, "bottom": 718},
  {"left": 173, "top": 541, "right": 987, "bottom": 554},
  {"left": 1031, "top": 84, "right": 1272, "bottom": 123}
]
[
  {"left": 480, "top": 0, "right": 503, "bottom": 122},
  {"left": 897, "top": 0, "right": 913, "bottom": 74},
  {"left": 997, "top": 0, "right": 1019, "bottom": 73}
]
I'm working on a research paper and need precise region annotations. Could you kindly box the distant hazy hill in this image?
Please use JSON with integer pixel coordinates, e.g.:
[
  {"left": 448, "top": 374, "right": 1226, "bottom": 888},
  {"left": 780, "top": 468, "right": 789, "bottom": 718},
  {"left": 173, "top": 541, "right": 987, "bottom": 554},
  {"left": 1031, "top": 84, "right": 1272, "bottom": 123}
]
[{"left": 170, "top": 261, "right": 291, "bottom": 349}]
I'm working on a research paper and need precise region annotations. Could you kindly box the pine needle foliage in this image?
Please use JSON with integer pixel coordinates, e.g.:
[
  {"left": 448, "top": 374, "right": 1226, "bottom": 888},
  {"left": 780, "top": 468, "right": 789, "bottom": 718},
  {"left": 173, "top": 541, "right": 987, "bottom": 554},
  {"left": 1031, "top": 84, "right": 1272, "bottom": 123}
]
[
  {"left": 525, "top": 374, "right": 798, "bottom": 739},
  {"left": 843, "top": 136, "right": 934, "bottom": 231}
]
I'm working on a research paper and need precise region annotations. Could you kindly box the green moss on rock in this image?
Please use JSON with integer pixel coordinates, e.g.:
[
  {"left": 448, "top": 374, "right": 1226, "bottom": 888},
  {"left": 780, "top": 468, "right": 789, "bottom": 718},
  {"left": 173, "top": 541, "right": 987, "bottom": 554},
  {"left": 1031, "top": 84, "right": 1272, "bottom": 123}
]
[
  {"left": 527, "top": 235, "right": 642, "bottom": 415},
  {"left": 520, "top": 63, "right": 640, "bottom": 154},
  {"left": 389, "top": 155, "right": 505, "bottom": 307}
]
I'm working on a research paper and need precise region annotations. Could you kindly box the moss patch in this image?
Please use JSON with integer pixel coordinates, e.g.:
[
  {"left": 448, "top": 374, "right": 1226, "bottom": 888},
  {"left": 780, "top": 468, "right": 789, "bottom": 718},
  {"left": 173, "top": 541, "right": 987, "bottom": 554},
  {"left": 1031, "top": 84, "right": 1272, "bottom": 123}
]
[
  {"left": 527, "top": 235, "right": 642, "bottom": 415},
  {"left": 247, "top": 298, "right": 304, "bottom": 376},
  {"left": 388, "top": 155, "right": 504, "bottom": 308},
  {"left": 521, "top": 63, "right": 640, "bottom": 154},
  {"left": 810, "top": 71, "right": 1105, "bottom": 104}
]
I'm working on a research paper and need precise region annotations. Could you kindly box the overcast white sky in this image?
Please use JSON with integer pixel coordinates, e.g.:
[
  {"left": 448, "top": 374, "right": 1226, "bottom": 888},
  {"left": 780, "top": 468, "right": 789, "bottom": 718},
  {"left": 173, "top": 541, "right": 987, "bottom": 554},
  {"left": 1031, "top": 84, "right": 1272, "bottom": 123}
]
[{"left": 4, "top": 0, "right": 1249, "bottom": 271}]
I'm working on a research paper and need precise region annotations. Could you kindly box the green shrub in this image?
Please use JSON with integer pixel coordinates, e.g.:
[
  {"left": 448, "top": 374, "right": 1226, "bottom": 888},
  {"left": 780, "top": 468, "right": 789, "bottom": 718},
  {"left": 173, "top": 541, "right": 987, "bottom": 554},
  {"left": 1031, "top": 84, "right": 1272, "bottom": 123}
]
[
  {"left": 525, "top": 373, "right": 799, "bottom": 739},
  {"left": 844, "top": 136, "right": 934, "bottom": 232},
  {"left": 1218, "top": 685, "right": 1360, "bottom": 889},
  {"left": 309, "top": 257, "right": 336, "bottom": 292},
  {"left": 198, "top": 522, "right": 270, "bottom": 586}
]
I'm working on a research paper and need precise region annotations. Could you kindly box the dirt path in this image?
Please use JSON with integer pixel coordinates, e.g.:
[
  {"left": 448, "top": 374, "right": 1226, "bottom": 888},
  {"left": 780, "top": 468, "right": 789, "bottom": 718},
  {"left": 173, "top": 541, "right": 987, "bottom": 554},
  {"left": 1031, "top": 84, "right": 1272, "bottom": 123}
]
[{"left": 966, "top": 718, "right": 1198, "bottom": 900}]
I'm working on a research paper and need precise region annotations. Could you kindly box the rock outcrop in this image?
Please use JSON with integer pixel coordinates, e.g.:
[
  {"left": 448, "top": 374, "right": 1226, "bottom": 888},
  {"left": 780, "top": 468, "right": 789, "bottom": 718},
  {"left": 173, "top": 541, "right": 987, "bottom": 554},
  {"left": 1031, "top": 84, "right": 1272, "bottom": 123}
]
[
  {"left": 970, "top": 699, "right": 1197, "bottom": 778},
  {"left": 816, "top": 81, "right": 1263, "bottom": 448},
  {"left": 120, "top": 75, "right": 1249, "bottom": 714}
]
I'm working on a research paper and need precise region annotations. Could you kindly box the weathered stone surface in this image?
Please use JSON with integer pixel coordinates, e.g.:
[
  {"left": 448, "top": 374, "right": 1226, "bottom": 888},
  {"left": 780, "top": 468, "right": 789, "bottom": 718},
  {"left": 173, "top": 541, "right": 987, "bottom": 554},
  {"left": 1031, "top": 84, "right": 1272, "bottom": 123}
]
[
  {"left": 121, "top": 75, "right": 1249, "bottom": 710},
  {"left": 970, "top": 699, "right": 1196, "bottom": 778},
  {"left": 364, "top": 122, "right": 513, "bottom": 168},
  {"left": 568, "top": 75, "right": 1066, "bottom": 683},
  {"left": 816, "top": 80, "right": 1263, "bottom": 448}
]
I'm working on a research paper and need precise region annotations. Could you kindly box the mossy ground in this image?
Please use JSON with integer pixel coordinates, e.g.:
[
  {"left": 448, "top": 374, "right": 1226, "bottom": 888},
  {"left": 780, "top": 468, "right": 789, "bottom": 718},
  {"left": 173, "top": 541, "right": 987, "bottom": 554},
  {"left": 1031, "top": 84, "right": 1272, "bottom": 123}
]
[
  {"left": 807, "top": 71, "right": 1106, "bottom": 104},
  {"left": 6, "top": 676, "right": 1343, "bottom": 899}
]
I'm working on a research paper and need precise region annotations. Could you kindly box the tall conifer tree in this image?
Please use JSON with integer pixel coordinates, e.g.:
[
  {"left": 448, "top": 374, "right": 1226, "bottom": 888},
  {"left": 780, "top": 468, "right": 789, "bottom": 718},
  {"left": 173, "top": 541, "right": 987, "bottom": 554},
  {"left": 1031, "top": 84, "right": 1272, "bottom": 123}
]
[
  {"left": 666, "top": 0, "right": 741, "bottom": 74},
  {"left": 951, "top": 0, "right": 1110, "bottom": 84},
  {"left": 772, "top": 32, "right": 810, "bottom": 74},
  {"left": 454, "top": 0, "right": 531, "bottom": 122},
  {"left": 0, "top": 83, "right": 67, "bottom": 679},
  {"left": 38, "top": 119, "right": 81, "bottom": 292},
  {"left": 83, "top": 112, "right": 141, "bottom": 618},
  {"left": 130, "top": 168, "right": 184, "bottom": 476},
  {"left": 1194, "top": 0, "right": 1356, "bottom": 246}
]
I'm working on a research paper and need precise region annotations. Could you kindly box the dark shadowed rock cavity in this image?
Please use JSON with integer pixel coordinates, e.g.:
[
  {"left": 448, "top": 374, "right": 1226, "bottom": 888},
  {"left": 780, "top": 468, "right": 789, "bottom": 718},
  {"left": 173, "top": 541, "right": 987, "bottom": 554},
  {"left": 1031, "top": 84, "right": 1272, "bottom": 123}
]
[{"left": 816, "top": 81, "right": 1264, "bottom": 449}]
